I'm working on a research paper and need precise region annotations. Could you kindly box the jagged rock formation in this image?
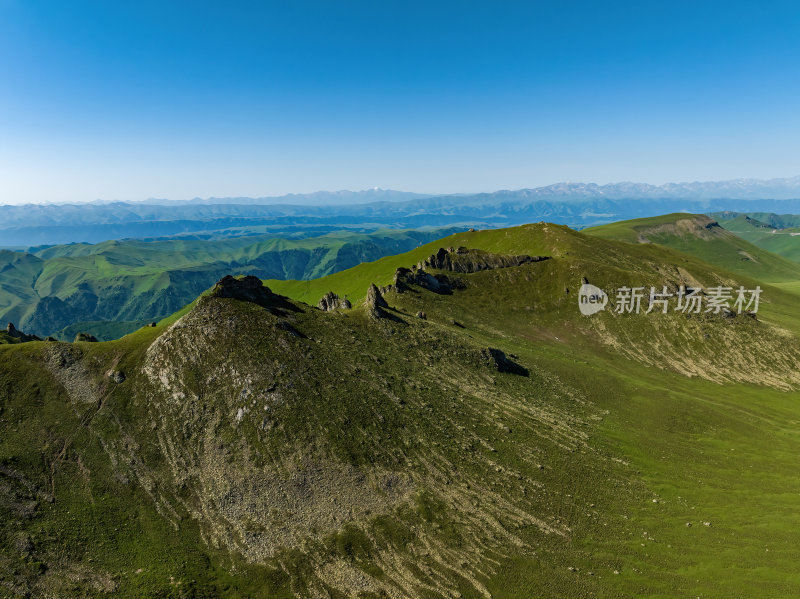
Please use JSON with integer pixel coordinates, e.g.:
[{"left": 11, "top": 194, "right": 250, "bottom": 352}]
[
  {"left": 364, "top": 283, "right": 389, "bottom": 318},
  {"left": 210, "top": 275, "right": 274, "bottom": 304},
  {"left": 391, "top": 266, "right": 467, "bottom": 295},
  {"left": 208, "top": 275, "right": 300, "bottom": 315},
  {"left": 417, "top": 247, "right": 549, "bottom": 273},
  {"left": 317, "top": 291, "right": 352, "bottom": 311},
  {"left": 4, "top": 322, "right": 41, "bottom": 343}
]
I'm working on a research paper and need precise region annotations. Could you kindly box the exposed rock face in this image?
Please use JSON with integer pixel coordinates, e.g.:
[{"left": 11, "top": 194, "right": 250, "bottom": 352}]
[
  {"left": 211, "top": 275, "right": 273, "bottom": 303},
  {"left": 318, "top": 291, "right": 352, "bottom": 311},
  {"left": 141, "top": 298, "right": 416, "bottom": 571},
  {"left": 393, "top": 267, "right": 465, "bottom": 295},
  {"left": 73, "top": 333, "right": 98, "bottom": 343},
  {"left": 418, "top": 247, "right": 549, "bottom": 273},
  {"left": 44, "top": 345, "right": 101, "bottom": 404},
  {"left": 4, "top": 322, "right": 41, "bottom": 343},
  {"left": 364, "top": 284, "right": 389, "bottom": 319},
  {"left": 365, "top": 283, "right": 388, "bottom": 308},
  {"left": 209, "top": 275, "right": 300, "bottom": 315},
  {"left": 634, "top": 214, "right": 726, "bottom": 243}
]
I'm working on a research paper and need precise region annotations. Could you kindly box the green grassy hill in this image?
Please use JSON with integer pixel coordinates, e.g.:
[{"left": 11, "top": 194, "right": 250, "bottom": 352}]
[
  {"left": 583, "top": 212, "right": 800, "bottom": 284},
  {"left": 713, "top": 210, "right": 800, "bottom": 230},
  {"left": 710, "top": 211, "right": 800, "bottom": 264},
  {"left": 2, "top": 218, "right": 800, "bottom": 597},
  {"left": 0, "top": 228, "right": 458, "bottom": 339}
]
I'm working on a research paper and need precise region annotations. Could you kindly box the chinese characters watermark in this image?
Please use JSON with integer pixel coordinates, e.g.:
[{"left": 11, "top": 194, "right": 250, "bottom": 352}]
[{"left": 579, "top": 283, "right": 761, "bottom": 316}]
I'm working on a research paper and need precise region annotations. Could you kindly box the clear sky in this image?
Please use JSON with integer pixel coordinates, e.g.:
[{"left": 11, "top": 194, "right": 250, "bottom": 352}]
[{"left": 1, "top": 0, "right": 800, "bottom": 203}]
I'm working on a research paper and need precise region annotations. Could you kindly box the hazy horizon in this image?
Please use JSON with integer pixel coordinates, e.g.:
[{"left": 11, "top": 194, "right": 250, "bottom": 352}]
[{"left": 4, "top": 175, "right": 800, "bottom": 207}]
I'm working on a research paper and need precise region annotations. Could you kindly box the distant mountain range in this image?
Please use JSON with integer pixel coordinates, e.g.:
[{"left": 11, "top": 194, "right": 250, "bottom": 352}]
[
  {"left": 147, "top": 188, "right": 432, "bottom": 206},
  {"left": 477, "top": 176, "right": 800, "bottom": 201},
  {"left": 3, "top": 177, "right": 800, "bottom": 246}
]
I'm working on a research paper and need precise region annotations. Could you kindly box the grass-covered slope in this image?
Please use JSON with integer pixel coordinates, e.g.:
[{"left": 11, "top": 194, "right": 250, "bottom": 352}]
[
  {"left": 2, "top": 219, "right": 800, "bottom": 597},
  {"left": 0, "top": 228, "right": 456, "bottom": 339},
  {"left": 712, "top": 211, "right": 800, "bottom": 264},
  {"left": 583, "top": 212, "right": 800, "bottom": 284}
]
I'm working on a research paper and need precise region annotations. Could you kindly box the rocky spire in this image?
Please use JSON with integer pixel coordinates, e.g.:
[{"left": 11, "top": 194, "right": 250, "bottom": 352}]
[
  {"left": 364, "top": 283, "right": 388, "bottom": 319},
  {"left": 365, "top": 284, "right": 388, "bottom": 308}
]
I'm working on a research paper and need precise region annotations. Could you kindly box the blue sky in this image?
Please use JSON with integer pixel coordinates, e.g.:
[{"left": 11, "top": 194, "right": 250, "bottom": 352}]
[{"left": 1, "top": 0, "right": 799, "bottom": 203}]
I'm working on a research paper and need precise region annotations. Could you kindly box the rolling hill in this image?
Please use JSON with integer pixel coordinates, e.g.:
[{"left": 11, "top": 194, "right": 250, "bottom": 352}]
[
  {"left": 583, "top": 212, "right": 800, "bottom": 284},
  {"left": 711, "top": 211, "right": 800, "bottom": 264},
  {"left": 2, "top": 216, "right": 800, "bottom": 596}
]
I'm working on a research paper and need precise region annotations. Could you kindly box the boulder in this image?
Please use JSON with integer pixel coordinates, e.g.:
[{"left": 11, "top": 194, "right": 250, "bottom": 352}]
[{"left": 106, "top": 369, "right": 126, "bottom": 384}]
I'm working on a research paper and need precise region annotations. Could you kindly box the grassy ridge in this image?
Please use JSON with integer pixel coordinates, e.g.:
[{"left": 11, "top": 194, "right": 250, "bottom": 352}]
[{"left": 0, "top": 228, "right": 458, "bottom": 339}]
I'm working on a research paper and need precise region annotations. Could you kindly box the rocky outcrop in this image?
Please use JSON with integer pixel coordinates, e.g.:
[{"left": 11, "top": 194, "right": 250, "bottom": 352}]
[
  {"left": 481, "top": 348, "right": 529, "bottom": 376},
  {"left": 208, "top": 275, "right": 300, "bottom": 315},
  {"left": 210, "top": 275, "right": 273, "bottom": 303},
  {"left": 73, "top": 333, "right": 98, "bottom": 343},
  {"left": 44, "top": 345, "right": 101, "bottom": 404},
  {"left": 418, "top": 247, "right": 549, "bottom": 273},
  {"left": 392, "top": 267, "right": 465, "bottom": 295},
  {"left": 4, "top": 323, "right": 41, "bottom": 343},
  {"left": 364, "top": 284, "right": 388, "bottom": 318},
  {"left": 318, "top": 291, "right": 352, "bottom": 311},
  {"left": 365, "top": 284, "right": 388, "bottom": 308},
  {"left": 105, "top": 369, "right": 126, "bottom": 384}
]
